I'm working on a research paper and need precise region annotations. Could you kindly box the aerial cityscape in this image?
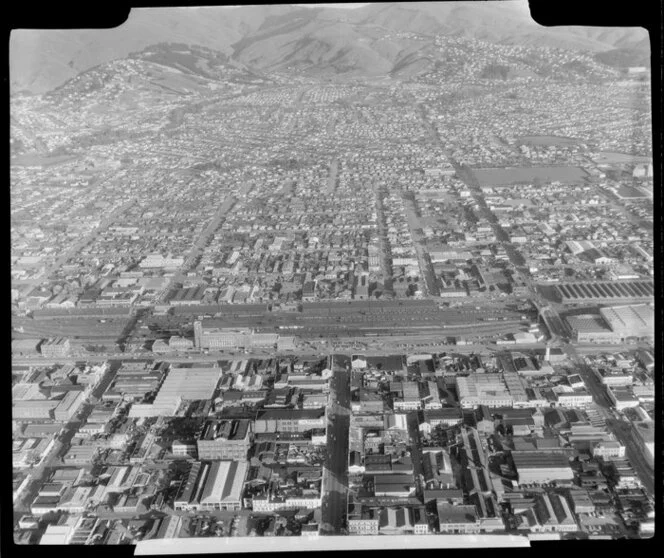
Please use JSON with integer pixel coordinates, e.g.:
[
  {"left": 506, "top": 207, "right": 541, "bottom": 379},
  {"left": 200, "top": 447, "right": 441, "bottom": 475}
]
[{"left": 10, "top": 2, "right": 655, "bottom": 549}]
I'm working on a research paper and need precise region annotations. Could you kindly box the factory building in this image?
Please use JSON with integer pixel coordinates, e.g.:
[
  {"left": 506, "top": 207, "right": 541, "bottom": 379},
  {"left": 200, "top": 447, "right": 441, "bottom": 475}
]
[
  {"left": 566, "top": 314, "right": 619, "bottom": 343},
  {"left": 193, "top": 321, "right": 279, "bottom": 350},
  {"left": 197, "top": 420, "right": 252, "bottom": 461},
  {"left": 456, "top": 374, "right": 514, "bottom": 409},
  {"left": 599, "top": 304, "right": 654, "bottom": 341},
  {"left": 555, "top": 280, "right": 653, "bottom": 305},
  {"left": 173, "top": 460, "right": 248, "bottom": 511},
  {"left": 512, "top": 452, "right": 574, "bottom": 485}
]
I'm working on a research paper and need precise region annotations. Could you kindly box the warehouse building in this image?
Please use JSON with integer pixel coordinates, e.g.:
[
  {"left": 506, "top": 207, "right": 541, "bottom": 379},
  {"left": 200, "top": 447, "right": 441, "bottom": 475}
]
[
  {"left": 421, "top": 407, "right": 464, "bottom": 430},
  {"left": 197, "top": 419, "right": 252, "bottom": 461},
  {"left": 194, "top": 321, "right": 279, "bottom": 350},
  {"left": 555, "top": 280, "right": 654, "bottom": 305},
  {"left": 456, "top": 374, "right": 514, "bottom": 409},
  {"left": 174, "top": 460, "right": 248, "bottom": 511},
  {"left": 12, "top": 338, "right": 42, "bottom": 356},
  {"left": 40, "top": 338, "right": 71, "bottom": 358},
  {"left": 103, "top": 363, "right": 165, "bottom": 402},
  {"left": 168, "top": 286, "right": 206, "bottom": 306},
  {"left": 436, "top": 502, "right": 481, "bottom": 534},
  {"left": 566, "top": 314, "right": 619, "bottom": 343},
  {"left": 254, "top": 409, "right": 325, "bottom": 433},
  {"left": 530, "top": 493, "right": 578, "bottom": 532},
  {"left": 512, "top": 452, "right": 574, "bottom": 485},
  {"left": 374, "top": 474, "right": 417, "bottom": 498},
  {"left": 53, "top": 391, "right": 86, "bottom": 422},
  {"left": 599, "top": 304, "right": 654, "bottom": 341},
  {"left": 130, "top": 366, "right": 221, "bottom": 418},
  {"left": 347, "top": 500, "right": 380, "bottom": 535},
  {"left": 13, "top": 399, "right": 60, "bottom": 420}
]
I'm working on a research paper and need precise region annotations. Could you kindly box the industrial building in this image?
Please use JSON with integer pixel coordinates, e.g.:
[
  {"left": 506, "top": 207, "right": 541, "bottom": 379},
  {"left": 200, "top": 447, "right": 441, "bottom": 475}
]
[
  {"left": 599, "top": 304, "right": 654, "bottom": 341},
  {"left": 566, "top": 314, "right": 619, "bottom": 343},
  {"left": 168, "top": 286, "right": 206, "bottom": 306},
  {"left": 512, "top": 452, "right": 574, "bottom": 485},
  {"left": 40, "top": 337, "right": 71, "bottom": 358},
  {"left": 193, "top": 321, "right": 279, "bottom": 350},
  {"left": 421, "top": 407, "right": 464, "bottom": 429},
  {"left": 103, "top": 362, "right": 165, "bottom": 402},
  {"left": 196, "top": 419, "right": 252, "bottom": 461},
  {"left": 173, "top": 460, "right": 248, "bottom": 511},
  {"left": 347, "top": 500, "right": 380, "bottom": 535},
  {"left": 524, "top": 493, "right": 578, "bottom": 533},
  {"left": 53, "top": 390, "right": 86, "bottom": 422},
  {"left": 456, "top": 374, "right": 514, "bottom": 409},
  {"left": 254, "top": 409, "right": 326, "bottom": 433},
  {"left": 555, "top": 280, "right": 654, "bottom": 305},
  {"left": 12, "top": 338, "right": 41, "bottom": 356},
  {"left": 13, "top": 399, "right": 60, "bottom": 420},
  {"left": 436, "top": 502, "right": 481, "bottom": 534},
  {"left": 129, "top": 366, "right": 221, "bottom": 418},
  {"left": 374, "top": 474, "right": 417, "bottom": 498}
]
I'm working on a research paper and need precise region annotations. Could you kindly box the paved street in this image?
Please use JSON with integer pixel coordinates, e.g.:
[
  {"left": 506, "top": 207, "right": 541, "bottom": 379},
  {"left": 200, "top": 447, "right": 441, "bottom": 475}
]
[
  {"left": 19, "top": 197, "right": 138, "bottom": 297},
  {"left": 13, "top": 360, "right": 120, "bottom": 519},
  {"left": 327, "top": 159, "right": 339, "bottom": 194},
  {"left": 561, "top": 343, "right": 654, "bottom": 496},
  {"left": 402, "top": 197, "right": 439, "bottom": 297},
  {"left": 320, "top": 366, "right": 350, "bottom": 535}
]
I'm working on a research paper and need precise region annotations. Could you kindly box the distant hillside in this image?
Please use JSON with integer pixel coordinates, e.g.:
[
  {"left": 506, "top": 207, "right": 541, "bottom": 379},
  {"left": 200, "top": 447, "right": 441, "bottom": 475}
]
[
  {"left": 42, "top": 42, "right": 274, "bottom": 106},
  {"left": 594, "top": 47, "right": 651, "bottom": 68},
  {"left": 10, "top": 1, "right": 651, "bottom": 94},
  {"left": 10, "top": 5, "right": 288, "bottom": 94}
]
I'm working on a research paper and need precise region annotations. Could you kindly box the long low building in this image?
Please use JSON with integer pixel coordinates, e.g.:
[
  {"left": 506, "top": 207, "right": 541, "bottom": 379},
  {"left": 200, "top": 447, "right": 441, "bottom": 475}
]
[
  {"left": 554, "top": 279, "right": 653, "bottom": 305},
  {"left": 197, "top": 419, "right": 252, "bottom": 461},
  {"left": 254, "top": 409, "right": 325, "bottom": 433},
  {"left": 130, "top": 366, "right": 222, "bottom": 418},
  {"left": 193, "top": 321, "right": 279, "bottom": 350},
  {"left": 174, "top": 460, "right": 248, "bottom": 511},
  {"left": 599, "top": 304, "right": 654, "bottom": 340},
  {"left": 53, "top": 390, "right": 86, "bottom": 422},
  {"left": 512, "top": 452, "right": 574, "bottom": 485},
  {"left": 13, "top": 399, "right": 60, "bottom": 420},
  {"left": 456, "top": 374, "right": 514, "bottom": 409},
  {"left": 566, "top": 314, "right": 618, "bottom": 343},
  {"left": 374, "top": 474, "right": 417, "bottom": 498}
]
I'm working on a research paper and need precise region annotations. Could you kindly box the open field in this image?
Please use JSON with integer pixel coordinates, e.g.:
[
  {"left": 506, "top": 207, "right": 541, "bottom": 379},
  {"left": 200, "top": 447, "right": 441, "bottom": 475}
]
[
  {"left": 11, "top": 152, "right": 79, "bottom": 167},
  {"left": 592, "top": 152, "right": 652, "bottom": 164},
  {"left": 472, "top": 166, "right": 588, "bottom": 186},
  {"left": 515, "top": 135, "right": 580, "bottom": 146}
]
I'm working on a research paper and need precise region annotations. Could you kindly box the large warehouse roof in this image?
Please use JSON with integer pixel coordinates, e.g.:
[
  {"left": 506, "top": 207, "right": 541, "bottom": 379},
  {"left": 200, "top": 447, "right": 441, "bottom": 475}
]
[
  {"left": 600, "top": 304, "right": 654, "bottom": 336},
  {"left": 512, "top": 452, "right": 571, "bottom": 470},
  {"left": 155, "top": 367, "right": 222, "bottom": 403},
  {"left": 200, "top": 460, "right": 248, "bottom": 505}
]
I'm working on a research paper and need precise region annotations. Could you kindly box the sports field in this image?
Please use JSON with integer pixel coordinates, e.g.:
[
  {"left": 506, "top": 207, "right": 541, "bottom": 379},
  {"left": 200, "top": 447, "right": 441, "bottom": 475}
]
[{"left": 472, "top": 166, "right": 588, "bottom": 186}]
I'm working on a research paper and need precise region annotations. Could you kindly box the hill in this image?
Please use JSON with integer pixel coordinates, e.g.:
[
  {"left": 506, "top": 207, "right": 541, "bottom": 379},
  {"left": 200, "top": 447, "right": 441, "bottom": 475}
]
[{"left": 10, "top": 2, "right": 650, "bottom": 94}]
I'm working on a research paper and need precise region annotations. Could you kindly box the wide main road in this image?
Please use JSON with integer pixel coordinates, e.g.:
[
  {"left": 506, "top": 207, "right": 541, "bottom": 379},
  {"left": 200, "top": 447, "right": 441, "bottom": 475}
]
[
  {"left": 13, "top": 361, "right": 119, "bottom": 522},
  {"left": 158, "top": 180, "right": 253, "bottom": 302},
  {"left": 562, "top": 342, "right": 654, "bottom": 496},
  {"left": 321, "top": 364, "right": 350, "bottom": 535}
]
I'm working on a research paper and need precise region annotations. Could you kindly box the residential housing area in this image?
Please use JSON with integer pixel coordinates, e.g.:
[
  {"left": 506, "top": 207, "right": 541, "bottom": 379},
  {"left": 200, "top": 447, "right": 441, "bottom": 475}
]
[{"left": 10, "top": 2, "right": 655, "bottom": 549}]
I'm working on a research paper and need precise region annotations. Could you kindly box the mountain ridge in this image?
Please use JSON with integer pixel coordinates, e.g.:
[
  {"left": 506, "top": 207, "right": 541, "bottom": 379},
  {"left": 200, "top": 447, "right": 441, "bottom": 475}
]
[{"left": 10, "top": 2, "right": 650, "bottom": 94}]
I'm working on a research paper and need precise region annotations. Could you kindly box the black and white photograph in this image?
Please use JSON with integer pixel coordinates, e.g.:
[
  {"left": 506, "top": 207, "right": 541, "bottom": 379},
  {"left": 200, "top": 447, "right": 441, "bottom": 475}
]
[{"left": 8, "top": 1, "right": 657, "bottom": 551}]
